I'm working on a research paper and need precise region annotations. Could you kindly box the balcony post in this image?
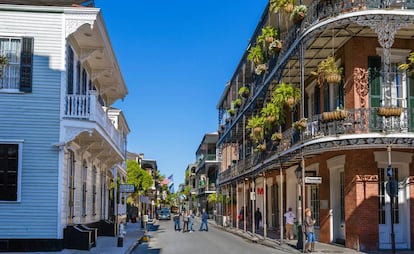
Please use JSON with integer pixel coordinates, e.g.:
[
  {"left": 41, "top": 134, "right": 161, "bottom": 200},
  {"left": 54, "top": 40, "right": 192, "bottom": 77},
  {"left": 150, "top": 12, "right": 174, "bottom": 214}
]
[{"left": 89, "top": 90, "right": 97, "bottom": 121}]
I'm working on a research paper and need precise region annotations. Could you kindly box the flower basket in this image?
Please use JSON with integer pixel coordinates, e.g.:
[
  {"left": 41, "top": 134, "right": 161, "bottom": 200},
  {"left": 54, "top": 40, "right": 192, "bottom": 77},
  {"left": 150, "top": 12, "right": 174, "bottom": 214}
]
[
  {"left": 292, "top": 12, "right": 305, "bottom": 24},
  {"left": 377, "top": 107, "right": 402, "bottom": 117},
  {"left": 326, "top": 73, "right": 342, "bottom": 84},
  {"left": 284, "top": 3, "right": 294, "bottom": 13},
  {"left": 293, "top": 118, "right": 307, "bottom": 131}
]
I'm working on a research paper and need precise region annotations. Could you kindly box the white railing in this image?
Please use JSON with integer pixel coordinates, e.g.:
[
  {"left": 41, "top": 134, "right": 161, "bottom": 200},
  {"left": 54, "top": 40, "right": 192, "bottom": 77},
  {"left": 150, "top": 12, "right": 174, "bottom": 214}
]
[{"left": 64, "top": 91, "right": 126, "bottom": 155}]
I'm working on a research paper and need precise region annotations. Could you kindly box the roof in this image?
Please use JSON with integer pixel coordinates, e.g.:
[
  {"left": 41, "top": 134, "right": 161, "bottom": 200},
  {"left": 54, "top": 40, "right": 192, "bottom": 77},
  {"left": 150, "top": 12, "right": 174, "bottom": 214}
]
[{"left": 0, "top": 0, "right": 94, "bottom": 6}]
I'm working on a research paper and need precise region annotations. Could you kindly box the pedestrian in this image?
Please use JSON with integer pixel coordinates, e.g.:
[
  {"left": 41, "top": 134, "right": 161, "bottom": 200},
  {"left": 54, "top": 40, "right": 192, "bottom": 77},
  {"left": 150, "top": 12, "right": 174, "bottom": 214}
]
[
  {"left": 238, "top": 206, "right": 244, "bottom": 225},
  {"left": 188, "top": 210, "right": 195, "bottom": 233},
  {"left": 254, "top": 208, "right": 262, "bottom": 230},
  {"left": 182, "top": 210, "right": 189, "bottom": 232},
  {"left": 284, "top": 207, "right": 296, "bottom": 240},
  {"left": 304, "top": 208, "right": 316, "bottom": 253},
  {"left": 199, "top": 208, "right": 209, "bottom": 231},
  {"left": 173, "top": 211, "right": 181, "bottom": 231}
]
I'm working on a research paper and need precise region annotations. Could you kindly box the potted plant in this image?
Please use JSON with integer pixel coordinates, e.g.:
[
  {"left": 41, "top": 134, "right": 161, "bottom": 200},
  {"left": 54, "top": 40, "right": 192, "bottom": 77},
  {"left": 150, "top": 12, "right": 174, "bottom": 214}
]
[
  {"left": 271, "top": 132, "right": 283, "bottom": 143},
  {"left": 257, "top": 26, "right": 278, "bottom": 45},
  {"left": 0, "top": 55, "right": 8, "bottom": 78},
  {"left": 272, "top": 82, "right": 301, "bottom": 109},
  {"left": 255, "top": 63, "right": 268, "bottom": 75},
  {"left": 247, "top": 45, "right": 264, "bottom": 65},
  {"left": 398, "top": 51, "right": 414, "bottom": 72},
  {"left": 312, "top": 56, "right": 343, "bottom": 86},
  {"left": 292, "top": 118, "right": 307, "bottom": 131},
  {"left": 256, "top": 143, "right": 267, "bottom": 152},
  {"left": 269, "top": 40, "right": 283, "bottom": 55},
  {"left": 270, "top": 0, "right": 297, "bottom": 13},
  {"left": 239, "top": 86, "right": 250, "bottom": 98},
  {"left": 246, "top": 115, "right": 265, "bottom": 143},
  {"left": 377, "top": 107, "right": 403, "bottom": 117},
  {"left": 233, "top": 98, "right": 242, "bottom": 109},
  {"left": 322, "top": 108, "right": 348, "bottom": 122},
  {"left": 291, "top": 5, "right": 307, "bottom": 24},
  {"left": 261, "top": 102, "right": 280, "bottom": 125},
  {"left": 227, "top": 108, "right": 236, "bottom": 117}
]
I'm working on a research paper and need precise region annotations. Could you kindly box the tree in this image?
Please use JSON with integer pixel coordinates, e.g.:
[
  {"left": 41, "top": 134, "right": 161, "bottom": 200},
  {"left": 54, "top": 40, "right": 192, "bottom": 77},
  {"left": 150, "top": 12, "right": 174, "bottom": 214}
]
[{"left": 126, "top": 160, "right": 153, "bottom": 204}]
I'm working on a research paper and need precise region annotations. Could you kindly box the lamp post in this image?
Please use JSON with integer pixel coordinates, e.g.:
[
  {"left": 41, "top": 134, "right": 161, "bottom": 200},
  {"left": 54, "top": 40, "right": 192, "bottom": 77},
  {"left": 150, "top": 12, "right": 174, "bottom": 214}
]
[{"left": 295, "top": 163, "right": 304, "bottom": 251}]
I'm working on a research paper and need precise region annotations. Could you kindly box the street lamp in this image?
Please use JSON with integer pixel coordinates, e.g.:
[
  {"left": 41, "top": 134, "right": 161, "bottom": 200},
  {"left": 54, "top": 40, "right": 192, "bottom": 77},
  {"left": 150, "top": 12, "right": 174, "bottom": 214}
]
[{"left": 295, "top": 163, "right": 304, "bottom": 250}]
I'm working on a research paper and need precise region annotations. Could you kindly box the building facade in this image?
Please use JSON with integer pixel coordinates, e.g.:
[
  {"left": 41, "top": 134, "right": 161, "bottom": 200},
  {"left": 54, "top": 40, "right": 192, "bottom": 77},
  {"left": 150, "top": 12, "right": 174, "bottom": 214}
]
[
  {"left": 0, "top": 1, "right": 129, "bottom": 251},
  {"left": 217, "top": 1, "right": 414, "bottom": 252}
]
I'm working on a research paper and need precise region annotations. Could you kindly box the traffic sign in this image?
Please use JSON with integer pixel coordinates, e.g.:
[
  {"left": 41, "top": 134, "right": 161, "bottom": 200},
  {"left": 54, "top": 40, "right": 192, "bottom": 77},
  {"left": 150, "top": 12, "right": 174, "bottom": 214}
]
[{"left": 304, "top": 176, "right": 322, "bottom": 184}]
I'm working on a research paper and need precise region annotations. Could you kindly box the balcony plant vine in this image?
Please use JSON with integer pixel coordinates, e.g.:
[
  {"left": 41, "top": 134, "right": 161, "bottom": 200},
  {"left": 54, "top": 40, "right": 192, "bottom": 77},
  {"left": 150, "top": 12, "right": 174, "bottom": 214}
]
[{"left": 312, "top": 56, "right": 343, "bottom": 86}]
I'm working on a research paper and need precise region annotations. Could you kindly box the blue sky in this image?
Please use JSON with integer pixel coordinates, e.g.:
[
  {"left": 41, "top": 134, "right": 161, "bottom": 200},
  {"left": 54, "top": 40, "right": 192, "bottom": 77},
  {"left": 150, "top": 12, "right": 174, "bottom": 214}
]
[{"left": 95, "top": 0, "right": 268, "bottom": 187}]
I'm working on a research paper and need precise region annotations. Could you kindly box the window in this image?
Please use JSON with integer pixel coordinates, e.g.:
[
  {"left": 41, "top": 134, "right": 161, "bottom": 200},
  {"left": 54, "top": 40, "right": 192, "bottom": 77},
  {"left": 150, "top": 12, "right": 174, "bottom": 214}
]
[
  {"left": 92, "top": 166, "right": 97, "bottom": 216},
  {"left": 0, "top": 143, "right": 21, "bottom": 201},
  {"left": 0, "top": 37, "right": 33, "bottom": 92},
  {"left": 81, "top": 160, "right": 87, "bottom": 217}
]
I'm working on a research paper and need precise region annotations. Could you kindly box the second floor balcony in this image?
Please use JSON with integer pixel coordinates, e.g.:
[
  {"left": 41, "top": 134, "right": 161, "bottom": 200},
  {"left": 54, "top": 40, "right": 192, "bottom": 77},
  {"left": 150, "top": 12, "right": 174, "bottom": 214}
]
[{"left": 63, "top": 90, "right": 126, "bottom": 155}]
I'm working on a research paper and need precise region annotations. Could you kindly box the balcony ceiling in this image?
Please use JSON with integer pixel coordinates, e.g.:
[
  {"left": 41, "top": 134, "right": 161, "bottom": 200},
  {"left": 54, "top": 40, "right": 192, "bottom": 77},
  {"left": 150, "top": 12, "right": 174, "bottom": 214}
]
[
  {"left": 69, "top": 17, "right": 128, "bottom": 105},
  {"left": 280, "top": 21, "right": 414, "bottom": 86}
]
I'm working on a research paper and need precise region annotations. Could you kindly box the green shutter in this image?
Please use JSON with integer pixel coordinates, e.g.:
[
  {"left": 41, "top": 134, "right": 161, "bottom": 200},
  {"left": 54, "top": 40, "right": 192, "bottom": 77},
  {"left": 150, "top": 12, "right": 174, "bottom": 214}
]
[
  {"left": 368, "top": 56, "right": 381, "bottom": 107},
  {"left": 19, "top": 37, "right": 33, "bottom": 93}
]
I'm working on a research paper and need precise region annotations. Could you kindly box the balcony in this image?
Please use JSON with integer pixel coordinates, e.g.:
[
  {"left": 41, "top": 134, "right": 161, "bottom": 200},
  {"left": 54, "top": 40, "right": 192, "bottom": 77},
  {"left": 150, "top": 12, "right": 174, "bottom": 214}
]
[
  {"left": 218, "top": 107, "right": 412, "bottom": 184},
  {"left": 63, "top": 91, "right": 126, "bottom": 155}
]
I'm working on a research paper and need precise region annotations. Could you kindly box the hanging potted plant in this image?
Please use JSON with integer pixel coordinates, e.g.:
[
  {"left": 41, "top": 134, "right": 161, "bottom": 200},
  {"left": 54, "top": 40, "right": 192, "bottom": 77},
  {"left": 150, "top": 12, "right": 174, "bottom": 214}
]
[
  {"left": 257, "top": 26, "right": 278, "bottom": 45},
  {"left": 271, "top": 132, "right": 283, "bottom": 143},
  {"left": 0, "top": 55, "right": 8, "bottom": 78},
  {"left": 233, "top": 98, "right": 242, "bottom": 109},
  {"left": 272, "top": 82, "right": 301, "bottom": 109},
  {"left": 227, "top": 108, "right": 236, "bottom": 117},
  {"left": 255, "top": 63, "right": 268, "bottom": 75},
  {"left": 261, "top": 102, "right": 280, "bottom": 125},
  {"left": 256, "top": 143, "right": 267, "bottom": 153},
  {"left": 291, "top": 5, "right": 307, "bottom": 25},
  {"left": 312, "top": 56, "right": 343, "bottom": 86},
  {"left": 270, "top": 0, "right": 297, "bottom": 14},
  {"left": 247, "top": 45, "right": 264, "bottom": 65},
  {"left": 239, "top": 86, "right": 250, "bottom": 98},
  {"left": 247, "top": 115, "right": 265, "bottom": 143},
  {"left": 269, "top": 40, "right": 283, "bottom": 55},
  {"left": 292, "top": 118, "right": 308, "bottom": 131}
]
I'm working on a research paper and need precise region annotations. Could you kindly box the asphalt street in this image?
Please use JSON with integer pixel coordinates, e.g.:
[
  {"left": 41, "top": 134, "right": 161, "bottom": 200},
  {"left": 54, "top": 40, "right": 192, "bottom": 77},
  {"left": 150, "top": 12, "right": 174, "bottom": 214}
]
[{"left": 132, "top": 218, "right": 288, "bottom": 254}]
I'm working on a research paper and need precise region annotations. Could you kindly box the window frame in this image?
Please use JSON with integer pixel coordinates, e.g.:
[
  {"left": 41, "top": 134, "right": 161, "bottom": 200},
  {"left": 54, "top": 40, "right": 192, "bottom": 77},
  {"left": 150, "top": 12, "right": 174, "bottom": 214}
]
[{"left": 0, "top": 140, "right": 23, "bottom": 203}]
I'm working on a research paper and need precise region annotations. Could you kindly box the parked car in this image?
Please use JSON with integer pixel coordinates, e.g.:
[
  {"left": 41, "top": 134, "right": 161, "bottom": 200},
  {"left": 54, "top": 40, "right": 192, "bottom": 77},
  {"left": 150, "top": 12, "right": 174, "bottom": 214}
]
[{"left": 159, "top": 208, "right": 171, "bottom": 220}]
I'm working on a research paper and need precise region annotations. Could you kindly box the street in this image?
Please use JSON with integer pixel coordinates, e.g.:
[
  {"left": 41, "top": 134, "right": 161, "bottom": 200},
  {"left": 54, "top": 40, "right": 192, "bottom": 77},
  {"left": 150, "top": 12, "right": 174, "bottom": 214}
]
[{"left": 132, "top": 219, "right": 287, "bottom": 254}]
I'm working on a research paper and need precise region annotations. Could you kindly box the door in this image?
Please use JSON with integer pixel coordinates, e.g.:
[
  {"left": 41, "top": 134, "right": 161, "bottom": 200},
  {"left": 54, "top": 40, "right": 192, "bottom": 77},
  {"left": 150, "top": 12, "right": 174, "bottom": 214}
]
[
  {"left": 378, "top": 167, "right": 409, "bottom": 249},
  {"left": 330, "top": 168, "right": 345, "bottom": 244}
]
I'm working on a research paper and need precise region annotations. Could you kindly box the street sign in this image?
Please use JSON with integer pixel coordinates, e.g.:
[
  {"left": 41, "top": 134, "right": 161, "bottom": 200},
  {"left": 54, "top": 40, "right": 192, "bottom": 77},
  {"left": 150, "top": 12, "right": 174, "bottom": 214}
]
[
  {"left": 119, "top": 184, "right": 135, "bottom": 193},
  {"left": 387, "top": 165, "right": 393, "bottom": 177},
  {"left": 304, "top": 176, "right": 322, "bottom": 184},
  {"left": 386, "top": 180, "right": 398, "bottom": 197}
]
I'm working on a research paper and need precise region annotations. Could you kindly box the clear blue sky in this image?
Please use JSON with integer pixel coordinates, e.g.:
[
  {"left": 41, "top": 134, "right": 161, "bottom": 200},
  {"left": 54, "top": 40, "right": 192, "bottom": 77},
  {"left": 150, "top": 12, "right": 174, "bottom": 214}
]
[{"left": 95, "top": 0, "right": 268, "bottom": 187}]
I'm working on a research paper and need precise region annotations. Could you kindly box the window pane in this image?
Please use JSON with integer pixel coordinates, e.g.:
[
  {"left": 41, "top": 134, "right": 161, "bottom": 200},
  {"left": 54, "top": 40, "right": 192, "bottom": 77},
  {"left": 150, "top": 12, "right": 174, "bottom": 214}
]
[
  {"left": 0, "top": 37, "right": 21, "bottom": 89},
  {"left": 0, "top": 144, "right": 18, "bottom": 201}
]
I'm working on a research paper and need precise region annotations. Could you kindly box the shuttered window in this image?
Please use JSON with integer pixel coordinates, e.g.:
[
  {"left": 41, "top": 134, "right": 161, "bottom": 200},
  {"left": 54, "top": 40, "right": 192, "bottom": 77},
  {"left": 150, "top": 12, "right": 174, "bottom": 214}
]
[{"left": 0, "top": 37, "right": 33, "bottom": 92}]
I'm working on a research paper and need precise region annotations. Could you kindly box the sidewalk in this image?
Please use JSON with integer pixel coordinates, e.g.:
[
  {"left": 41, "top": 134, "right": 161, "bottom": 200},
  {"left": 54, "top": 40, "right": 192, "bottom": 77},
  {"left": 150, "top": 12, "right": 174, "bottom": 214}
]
[
  {"left": 201, "top": 217, "right": 412, "bottom": 254},
  {"left": 4, "top": 221, "right": 147, "bottom": 254}
]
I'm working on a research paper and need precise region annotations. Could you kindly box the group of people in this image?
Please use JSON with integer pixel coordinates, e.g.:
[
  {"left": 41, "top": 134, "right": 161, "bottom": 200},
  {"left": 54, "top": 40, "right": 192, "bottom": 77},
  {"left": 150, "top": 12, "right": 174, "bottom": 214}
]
[
  {"left": 284, "top": 207, "right": 316, "bottom": 253},
  {"left": 173, "top": 208, "right": 209, "bottom": 233}
]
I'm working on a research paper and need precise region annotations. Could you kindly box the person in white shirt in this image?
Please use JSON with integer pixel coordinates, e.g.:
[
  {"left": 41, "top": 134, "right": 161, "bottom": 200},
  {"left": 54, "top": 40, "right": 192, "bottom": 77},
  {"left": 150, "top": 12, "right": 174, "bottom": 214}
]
[{"left": 284, "top": 207, "right": 296, "bottom": 240}]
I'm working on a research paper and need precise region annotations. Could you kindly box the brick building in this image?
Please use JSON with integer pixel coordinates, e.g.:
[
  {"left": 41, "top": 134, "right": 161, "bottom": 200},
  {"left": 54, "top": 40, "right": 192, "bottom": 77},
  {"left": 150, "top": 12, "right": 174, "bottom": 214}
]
[{"left": 217, "top": 1, "right": 414, "bottom": 252}]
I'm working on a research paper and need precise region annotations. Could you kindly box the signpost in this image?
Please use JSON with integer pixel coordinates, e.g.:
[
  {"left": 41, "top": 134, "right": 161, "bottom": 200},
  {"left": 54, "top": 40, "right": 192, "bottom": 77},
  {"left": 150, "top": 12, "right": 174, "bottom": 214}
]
[
  {"left": 119, "top": 184, "right": 135, "bottom": 193},
  {"left": 304, "top": 176, "right": 322, "bottom": 184}
]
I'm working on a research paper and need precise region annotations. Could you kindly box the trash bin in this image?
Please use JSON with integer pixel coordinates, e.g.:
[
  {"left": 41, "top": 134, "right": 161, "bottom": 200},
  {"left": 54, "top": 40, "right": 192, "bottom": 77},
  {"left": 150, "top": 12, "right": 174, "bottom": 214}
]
[{"left": 117, "top": 236, "right": 123, "bottom": 247}]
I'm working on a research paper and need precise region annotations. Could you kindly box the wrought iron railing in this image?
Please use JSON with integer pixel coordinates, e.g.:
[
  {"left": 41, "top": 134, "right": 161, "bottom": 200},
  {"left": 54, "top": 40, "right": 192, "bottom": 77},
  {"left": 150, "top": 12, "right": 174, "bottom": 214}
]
[{"left": 218, "top": 107, "right": 410, "bottom": 183}]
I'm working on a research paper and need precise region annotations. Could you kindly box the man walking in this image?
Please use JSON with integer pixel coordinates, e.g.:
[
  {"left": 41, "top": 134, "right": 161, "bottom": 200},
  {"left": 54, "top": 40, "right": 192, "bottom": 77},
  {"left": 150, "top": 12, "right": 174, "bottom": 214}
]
[
  {"left": 284, "top": 207, "right": 296, "bottom": 240},
  {"left": 199, "top": 209, "right": 209, "bottom": 231}
]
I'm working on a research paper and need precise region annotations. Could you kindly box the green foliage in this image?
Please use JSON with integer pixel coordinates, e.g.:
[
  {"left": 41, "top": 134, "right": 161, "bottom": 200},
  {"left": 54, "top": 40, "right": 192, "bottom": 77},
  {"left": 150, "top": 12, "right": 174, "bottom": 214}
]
[
  {"left": 246, "top": 114, "right": 265, "bottom": 130},
  {"left": 238, "top": 86, "right": 250, "bottom": 98},
  {"left": 291, "top": 4, "right": 307, "bottom": 23},
  {"left": 233, "top": 98, "right": 242, "bottom": 108},
  {"left": 228, "top": 108, "right": 236, "bottom": 117},
  {"left": 126, "top": 160, "right": 153, "bottom": 193},
  {"left": 247, "top": 45, "right": 264, "bottom": 65},
  {"left": 257, "top": 26, "right": 278, "bottom": 45},
  {"left": 272, "top": 82, "right": 301, "bottom": 108},
  {"left": 269, "top": 0, "right": 296, "bottom": 13},
  {"left": 399, "top": 51, "right": 414, "bottom": 71},
  {"left": 311, "top": 56, "right": 343, "bottom": 86},
  {"left": 0, "top": 55, "right": 8, "bottom": 66}
]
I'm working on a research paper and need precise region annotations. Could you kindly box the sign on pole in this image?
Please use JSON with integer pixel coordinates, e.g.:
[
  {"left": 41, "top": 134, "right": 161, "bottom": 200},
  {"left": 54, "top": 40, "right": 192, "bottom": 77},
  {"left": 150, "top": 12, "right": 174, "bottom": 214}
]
[
  {"left": 119, "top": 184, "right": 135, "bottom": 193},
  {"left": 304, "top": 176, "right": 322, "bottom": 184}
]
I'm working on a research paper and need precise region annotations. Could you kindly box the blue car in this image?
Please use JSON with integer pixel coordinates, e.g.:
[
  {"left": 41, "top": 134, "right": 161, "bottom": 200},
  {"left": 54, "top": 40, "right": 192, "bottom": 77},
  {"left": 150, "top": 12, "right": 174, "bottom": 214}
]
[{"left": 159, "top": 208, "right": 171, "bottom": 220}]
